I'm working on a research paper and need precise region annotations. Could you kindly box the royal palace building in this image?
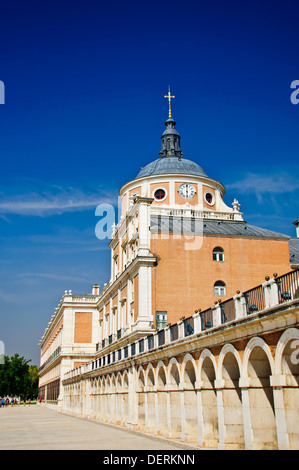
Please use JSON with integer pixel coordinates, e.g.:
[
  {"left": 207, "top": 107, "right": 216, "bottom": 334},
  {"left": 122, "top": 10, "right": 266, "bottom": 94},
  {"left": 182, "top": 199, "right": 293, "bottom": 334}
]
[{"left": 39, "top": 92, "right": 299, "bottom": 449}]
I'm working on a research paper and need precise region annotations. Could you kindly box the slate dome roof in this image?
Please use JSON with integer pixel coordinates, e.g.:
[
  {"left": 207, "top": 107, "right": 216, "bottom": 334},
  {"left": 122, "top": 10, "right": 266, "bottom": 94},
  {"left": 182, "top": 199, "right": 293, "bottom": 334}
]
[{"left": 135, "top": 156, "right": 208, "bottom": 179}]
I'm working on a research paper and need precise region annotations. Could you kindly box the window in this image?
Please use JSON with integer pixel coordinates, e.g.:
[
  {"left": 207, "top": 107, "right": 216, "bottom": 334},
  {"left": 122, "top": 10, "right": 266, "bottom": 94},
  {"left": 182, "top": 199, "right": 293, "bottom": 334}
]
[
  {"left": 205, "top": 191, "right": 215, "bottom": 206},
  {"left": 123, "top": 246, "right": 127, "bottom": 268},
  {"left": 156, "top": 311, "right": 167, "bottom": 329},
  {"left": 214, "top": 281, "right": 226, "bottom": 296},
  {"left": 114, "top": 258, "right": 118, "bottom": 278},
  {"left": 213, "top": 247, "right": 224, "bottom": 262},
  {"left": 154, "top": 188, "right": 166, "bottom": 201}
]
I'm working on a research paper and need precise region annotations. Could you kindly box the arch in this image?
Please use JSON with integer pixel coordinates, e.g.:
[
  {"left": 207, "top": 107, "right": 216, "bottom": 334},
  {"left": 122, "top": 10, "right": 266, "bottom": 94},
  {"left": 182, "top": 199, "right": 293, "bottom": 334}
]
[
  {"left": 197, "top": 349, "right": 218, "bottom": 387},
  {"left": 275, "top": 328, "right": 299, "bottom": 449},
  {"left": 137, "top": 366, "right": 145, "bottom": 388},
  {"left": 198, "top": 349, "right": 218, "bottom": 448},
  {"left": 156, "top": 361, "right": 167, "bottom": 387},
  {"left": 181, "top": 353, "right": 197, "bottom": 387},
  {"left": 122, "top": 370, "right": 129, "bottom": 425},
  {"left": 111, "top": 373, "right": 117, "bottom": 389},
  {"left": 136, "top": 366, "right": 146, "bottom": 431},
  {"left": 101, "top": 376, "right": 107, "bottom": 390},
  {"left": 244, "top": 337, "right": 277, "bottom": 449},
  {"left": 219, "top": 344, "right": 244, "bottom": 449},
  {"left": 106, "top": 375, "right": 112, "bottom": 389},
  {"left": 167, "top": 357, "right": 181, "bottom": 386},
  {"left": 243, "top": 337, "right": 275, "bottom": 379},
  {"left": 218, "top": 344, "right": 242, "bottom": 382},
  {"left": 275, "top": 328, "right": 299, "bottom": 376},
  {"left": 156, "top": 361, "right": 168, "bottom": 436},
  {"left": 145, "top": 363, "right": 156, "bottom": 433},
  {"left": 145, "top": 363, "right": 155, "bottom": 388},
  {"left": 167, "top": 357, "right": 181, "bottom": 439},
  {"left": 181, "top": 354, "right": 198, "bottom": 443},
  {"left": 123, "top": 370, "right": 129, "bottom": 389},
  {"left": 116, "top": 371, "right": 124, "bottom": 426},
  {"left": 116, "top": 371, "right": 123, "bottom": 388}
]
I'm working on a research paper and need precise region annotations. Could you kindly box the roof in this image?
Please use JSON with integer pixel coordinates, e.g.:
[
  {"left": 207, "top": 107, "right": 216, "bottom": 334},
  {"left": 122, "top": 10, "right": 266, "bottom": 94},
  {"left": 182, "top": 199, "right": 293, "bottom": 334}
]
[
  {"left": 135, "top": 156, "right": 208, "bottom": 180},
  {"left": 150, "top": 216, "right": 290, "bottom": 239},
  {"left": 289, "top": 238, "right": 299, "bottom": 266}
]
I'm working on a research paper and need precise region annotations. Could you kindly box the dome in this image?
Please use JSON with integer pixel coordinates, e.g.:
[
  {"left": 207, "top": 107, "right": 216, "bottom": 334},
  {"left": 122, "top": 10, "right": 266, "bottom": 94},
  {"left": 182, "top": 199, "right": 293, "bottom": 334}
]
[{"left": 135, "top": 156, "right": 208, "bottom": 179}]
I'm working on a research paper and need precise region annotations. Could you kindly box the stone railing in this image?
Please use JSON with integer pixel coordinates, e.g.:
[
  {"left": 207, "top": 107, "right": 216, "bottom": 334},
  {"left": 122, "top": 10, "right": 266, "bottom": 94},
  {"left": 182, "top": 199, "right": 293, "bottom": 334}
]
[
  {"left": 150, "top": 206, "right": 242, "bottom": 221},
  {"left": 70, "top": 295, "right": 98, "bottom": 303}
]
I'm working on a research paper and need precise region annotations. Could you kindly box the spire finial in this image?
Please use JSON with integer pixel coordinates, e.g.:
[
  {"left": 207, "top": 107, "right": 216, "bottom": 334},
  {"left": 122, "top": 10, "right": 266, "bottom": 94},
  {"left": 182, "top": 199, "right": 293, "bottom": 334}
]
[{"left": 164, "top": 85, "right": 175, "bottom": 118}]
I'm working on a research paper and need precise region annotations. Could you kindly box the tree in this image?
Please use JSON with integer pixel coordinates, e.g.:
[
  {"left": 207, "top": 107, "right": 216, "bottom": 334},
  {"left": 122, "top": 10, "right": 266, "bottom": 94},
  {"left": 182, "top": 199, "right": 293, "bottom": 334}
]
[
  {"left": 27, "top": 365, "right": 39, "bottom": 398},
  {"left": 0, "top": 354, "right": 38, "bottom": 400}
]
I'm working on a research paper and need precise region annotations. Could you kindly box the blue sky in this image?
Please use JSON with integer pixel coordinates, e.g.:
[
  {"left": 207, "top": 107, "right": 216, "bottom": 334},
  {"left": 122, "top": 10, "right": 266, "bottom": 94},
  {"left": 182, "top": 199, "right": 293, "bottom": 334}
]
[{"left": 0, "top": 0, "right": 298, "bottom": 366}]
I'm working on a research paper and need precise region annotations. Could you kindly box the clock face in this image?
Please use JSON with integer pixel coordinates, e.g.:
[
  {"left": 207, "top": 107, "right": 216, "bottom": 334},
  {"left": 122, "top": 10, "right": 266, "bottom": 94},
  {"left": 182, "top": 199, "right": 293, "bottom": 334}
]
[{"left": 178, "top": 183, "right": 195, "bottom": 199}]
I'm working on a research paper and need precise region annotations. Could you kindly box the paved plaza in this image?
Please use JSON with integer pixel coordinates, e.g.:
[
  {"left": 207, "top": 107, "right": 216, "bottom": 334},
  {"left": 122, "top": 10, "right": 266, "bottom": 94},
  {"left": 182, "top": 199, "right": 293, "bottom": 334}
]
[{"left": 0, "top": 404, "right": 193, "bottom": 450}]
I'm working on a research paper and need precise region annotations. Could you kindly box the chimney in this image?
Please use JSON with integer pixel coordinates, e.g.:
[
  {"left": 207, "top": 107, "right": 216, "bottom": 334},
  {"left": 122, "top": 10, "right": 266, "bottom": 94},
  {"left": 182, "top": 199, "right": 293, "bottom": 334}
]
[
  {"left": 293, "top": 219, "right": 299, "bottom": 238},
  {"left": 91, "top": 284, "right": 100, "bottom": 295}
]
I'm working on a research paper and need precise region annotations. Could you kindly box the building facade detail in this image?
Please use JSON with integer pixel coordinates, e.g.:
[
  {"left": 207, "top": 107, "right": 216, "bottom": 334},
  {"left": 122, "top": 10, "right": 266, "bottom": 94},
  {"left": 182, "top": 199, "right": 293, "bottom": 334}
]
[{"left": 39, "top": 92, "right": 299, "bottom": 449}]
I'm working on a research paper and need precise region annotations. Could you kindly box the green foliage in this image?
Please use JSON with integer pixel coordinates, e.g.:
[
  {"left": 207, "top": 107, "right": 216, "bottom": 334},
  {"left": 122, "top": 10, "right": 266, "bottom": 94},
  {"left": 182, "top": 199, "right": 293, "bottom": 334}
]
[{"left": 0, "top": 354, "right": 39, "bottom": 399}]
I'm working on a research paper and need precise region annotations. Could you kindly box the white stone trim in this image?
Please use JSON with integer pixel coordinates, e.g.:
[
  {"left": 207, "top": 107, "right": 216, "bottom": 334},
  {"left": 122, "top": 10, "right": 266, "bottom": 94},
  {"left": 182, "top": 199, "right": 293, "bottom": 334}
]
[{"left": 242, "top": 336, "right": 275, "bottom": 379}]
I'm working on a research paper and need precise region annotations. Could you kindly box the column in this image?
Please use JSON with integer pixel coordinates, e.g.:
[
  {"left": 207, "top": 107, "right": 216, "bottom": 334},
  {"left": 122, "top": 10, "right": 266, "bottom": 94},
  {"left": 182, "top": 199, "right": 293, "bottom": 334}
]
[
  {"left": 193, "top": 312, "right": 202, "bottom": 333},
  {"left": 234, "top": 293, "right": 247, "bottom": 319},
  {"left": 212, "top": 304, "right": 222, "bottom": 327},
  {"left": 270, "top": 375, "right": 289, "bottom": 450},
  {"left": 166, "top": 390, "right": 171, "bottom": 437},
  {"left": 128, "top": 365, "right": 138, "bottom": 430},
  {"left": 136, "top": 196, "right": 153, "bottom": 256},
  {"left": 196, "top": 382, "right": 204, "bottom": 447},
  {"left": 239, "top": 377, "right": 253, "bottom": 450},
  {"left": 135, "top": 265, "right": 153, "bottom": 329},
  {"left": 215, "top": 379, "right": 225, "bottom": 449},
  {"left": 180, "top": 385, "right": 186, "bottom": 441}
]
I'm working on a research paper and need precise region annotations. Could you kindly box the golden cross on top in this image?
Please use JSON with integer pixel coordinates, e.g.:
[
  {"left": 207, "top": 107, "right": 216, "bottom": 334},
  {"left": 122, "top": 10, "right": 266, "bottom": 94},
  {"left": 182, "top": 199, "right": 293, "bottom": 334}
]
[{"left": 164, "top": 86, "right": 175, "bottom": 118}]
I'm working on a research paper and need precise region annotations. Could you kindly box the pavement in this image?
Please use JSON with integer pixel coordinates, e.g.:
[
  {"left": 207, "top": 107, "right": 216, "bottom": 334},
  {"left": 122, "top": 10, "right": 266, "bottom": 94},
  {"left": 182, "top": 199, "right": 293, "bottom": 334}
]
[{"left": 0, "top": 404, "right": 196, "bottom": 450}]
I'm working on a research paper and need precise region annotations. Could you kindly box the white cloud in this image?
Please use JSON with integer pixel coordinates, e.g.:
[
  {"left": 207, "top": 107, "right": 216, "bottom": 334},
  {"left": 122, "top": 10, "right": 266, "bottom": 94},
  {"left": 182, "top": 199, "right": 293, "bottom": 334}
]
[
  {"left": 0, "top": 289, "right": 20, "bottom": 304},
  {"left": 0, "top": 184, "right": 118, "bottom": 217},
  {"left": 226, "top": 172, "right": 299, "bottom": 203},
  {"left": 16, "top": 272, "right": 92, "bottom": 283}
]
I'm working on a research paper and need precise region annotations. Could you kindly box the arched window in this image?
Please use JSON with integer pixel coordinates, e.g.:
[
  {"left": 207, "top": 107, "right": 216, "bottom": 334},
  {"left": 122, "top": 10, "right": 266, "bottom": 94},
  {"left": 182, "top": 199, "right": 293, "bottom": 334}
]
[
  {"left": 214, "top": 281, "right": 226, "bottom": 296},
  {"left": 213, "top": 247, "right": 224, "bottom": 262}
]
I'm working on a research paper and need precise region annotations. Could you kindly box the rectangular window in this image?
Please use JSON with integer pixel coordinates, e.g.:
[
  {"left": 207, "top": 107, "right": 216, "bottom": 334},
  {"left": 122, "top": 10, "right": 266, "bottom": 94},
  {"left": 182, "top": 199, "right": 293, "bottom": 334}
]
[
  {"left": 213, "top": 252, "right": 224, "bottom": 261},
  {"left": 156, "top": 311, "right": 167, "bottom": 330},
  {"left": 214, "top": 286, "right": 226, "bottom": 296}
]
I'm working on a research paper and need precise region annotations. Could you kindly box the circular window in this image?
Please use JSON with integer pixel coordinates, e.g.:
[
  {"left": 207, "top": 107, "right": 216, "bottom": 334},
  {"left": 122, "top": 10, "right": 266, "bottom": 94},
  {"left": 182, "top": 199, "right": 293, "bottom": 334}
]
[
  {"left": 154, "top": 188, "right": 166, "bottom": 201},
  {"left": 205, "top": 191, "right": 215, "bottom": 206}
]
